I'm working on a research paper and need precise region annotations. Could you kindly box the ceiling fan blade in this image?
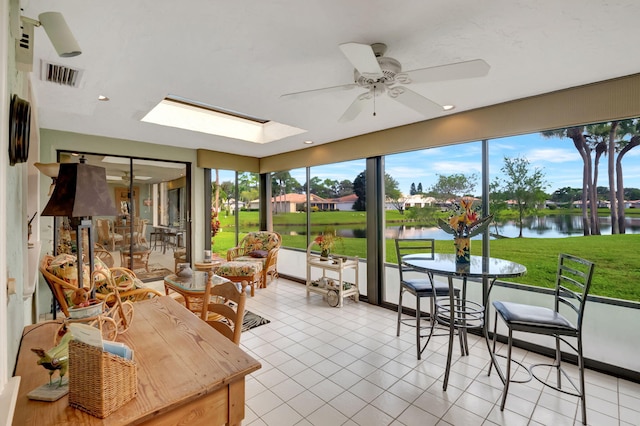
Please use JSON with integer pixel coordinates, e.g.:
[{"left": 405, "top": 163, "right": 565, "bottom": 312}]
[
  {"left": 404, "top": 59, "right": 490, "bottom": 83},
  {"left": 339, "top": 42, "right": 384, "bottom": 80},
  {"left": 389, "top": 86, "right": 443, "bottom": 116},
  {"left": 280, "top": 83, "right": 358, "bottom": 99},
  {"left": 338, "top": 91, "right": 371, "bottom": 123}
]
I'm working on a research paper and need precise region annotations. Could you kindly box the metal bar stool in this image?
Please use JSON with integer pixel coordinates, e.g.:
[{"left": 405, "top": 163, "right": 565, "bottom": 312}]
[
  {"left": 395, "top": 239, "right": 464, "bottom": 360},
  {"left": 488, "top": 253, "right": 595, "bottom": 425}
]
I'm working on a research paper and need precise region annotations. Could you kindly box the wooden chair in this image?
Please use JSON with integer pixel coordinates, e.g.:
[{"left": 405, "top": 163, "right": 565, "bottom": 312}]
[
  {"left": 202, "top": 280, "right": 247, "bottom": 345},
  {"left": 226, "top": 231, "right": 281, "bottom": 287}
]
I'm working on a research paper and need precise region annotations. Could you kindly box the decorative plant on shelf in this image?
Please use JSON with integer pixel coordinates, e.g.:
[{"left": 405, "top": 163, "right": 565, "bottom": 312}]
[{"left": 437, "top": 197, "right": 493, "bottom": 264}]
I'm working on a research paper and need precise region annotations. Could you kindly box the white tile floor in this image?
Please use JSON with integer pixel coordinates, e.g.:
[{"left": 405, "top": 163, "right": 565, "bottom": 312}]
[{"left": 238, "top": 278, "right": 640, "bottom": 426}]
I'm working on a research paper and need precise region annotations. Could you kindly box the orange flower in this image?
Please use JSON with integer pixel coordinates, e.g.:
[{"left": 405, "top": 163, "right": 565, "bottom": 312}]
[{"left": 438, "top": 197, "right": 493, "bottom": 239}]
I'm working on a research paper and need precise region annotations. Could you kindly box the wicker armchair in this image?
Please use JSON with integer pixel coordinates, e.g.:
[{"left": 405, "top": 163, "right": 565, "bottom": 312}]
[
  {"left": 40, "top": 255, "right": 82, "bottom": 317},
  {"left": 226, "top": 231, "right": 281, "bottom": 286}
]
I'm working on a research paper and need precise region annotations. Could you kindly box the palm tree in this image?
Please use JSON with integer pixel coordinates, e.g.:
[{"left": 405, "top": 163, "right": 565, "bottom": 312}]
[
  {"left": 607, "top": 121, "right": 619, "bottom": 233},
  {"left": 616, "top": 133, "right": 640, "bottom": 232},
  {"left": 542, "top": 127, "right": 594, "bottom": 235},
  {"left": 543, "top": 119, "right": 640, "bottom": 235}
]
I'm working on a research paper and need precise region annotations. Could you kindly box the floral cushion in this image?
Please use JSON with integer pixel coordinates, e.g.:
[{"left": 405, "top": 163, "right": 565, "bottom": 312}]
[
  {"left": 50, "top": 254, "right": 114, "bottom": 304},
  {"left": 217, "top": 261, "right": 263, "bottom": 277},
  {"left": 241, "top": 232, "right": 280, "bottom": 253},
  {"left": 234, "top": 255, "right": 267, "bottom": 267},
  {"left": 50, "top": 254, "right": 90, "bottom": 286}
]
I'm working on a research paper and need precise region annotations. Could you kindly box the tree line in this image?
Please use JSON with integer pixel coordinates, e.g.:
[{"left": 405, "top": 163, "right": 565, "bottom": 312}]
[{"left": 210, "top": 118, "right": 639, "bottom": 236}]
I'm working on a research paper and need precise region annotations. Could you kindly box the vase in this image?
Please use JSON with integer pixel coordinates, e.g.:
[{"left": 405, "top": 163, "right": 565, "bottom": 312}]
[
  {"left": 454, "top": 237, "right": 471, "bottom": 265},
  {"left": 320, "top": 248, "right": 330, "bottom": 261}
]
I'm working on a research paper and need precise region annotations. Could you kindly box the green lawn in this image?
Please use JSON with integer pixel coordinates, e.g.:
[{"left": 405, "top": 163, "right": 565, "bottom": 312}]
[{"left": 212, "top": 210, "right": 640, "bottom": 302}]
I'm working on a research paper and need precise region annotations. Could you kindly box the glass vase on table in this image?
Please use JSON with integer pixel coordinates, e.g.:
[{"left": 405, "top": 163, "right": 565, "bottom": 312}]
[
  {"left": 454, "top": 236, "right": 471, "bottom": 265},
  {"left": 320, "top": 248, "right": 330, "bottom": 261},
  {"left": 437, "top": 197, "right": 493, "bottom": 269}
]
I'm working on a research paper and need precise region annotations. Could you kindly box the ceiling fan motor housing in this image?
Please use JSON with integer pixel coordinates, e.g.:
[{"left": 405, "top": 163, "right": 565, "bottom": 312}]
[{"left": 354, "top": 57, "right": 402, "bottom": 86}]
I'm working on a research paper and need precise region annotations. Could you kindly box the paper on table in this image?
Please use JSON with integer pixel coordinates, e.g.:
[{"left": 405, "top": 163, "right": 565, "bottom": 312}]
[
  {"left": 103, "top": 341, "right": 134, "bottom": 361},
  {"left": 68, "top": 323, "right": 103, "bottom": 348}
]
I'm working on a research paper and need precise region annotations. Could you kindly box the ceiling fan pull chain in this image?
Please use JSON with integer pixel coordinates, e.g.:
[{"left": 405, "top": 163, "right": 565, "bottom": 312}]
[{"left": 373, "top": 85, "right": 377, "bottom": 117}]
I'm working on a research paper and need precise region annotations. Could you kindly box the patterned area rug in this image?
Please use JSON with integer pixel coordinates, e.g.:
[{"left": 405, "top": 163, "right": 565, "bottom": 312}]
[
  {"left": 242, "top": 310, "right": 270, "bottom": 332},
  {"left": 135, "top": 263, "right": 174, "bottom": 283}
]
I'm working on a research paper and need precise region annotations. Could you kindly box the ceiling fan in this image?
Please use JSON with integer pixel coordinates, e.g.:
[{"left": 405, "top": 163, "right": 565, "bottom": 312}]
[{"left": 282, "top": 42, "right": 490, "bottom": 122}]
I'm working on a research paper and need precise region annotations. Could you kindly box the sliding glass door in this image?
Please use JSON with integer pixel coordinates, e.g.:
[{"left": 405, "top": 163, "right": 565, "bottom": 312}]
[{"left": 56, "top": 151, "right": 190, "bottom": 275}]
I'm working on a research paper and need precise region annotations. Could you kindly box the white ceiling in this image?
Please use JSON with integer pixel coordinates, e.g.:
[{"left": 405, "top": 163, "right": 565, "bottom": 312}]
[{"left": 20, "top": 0, "right": 640, "bottom": 159}]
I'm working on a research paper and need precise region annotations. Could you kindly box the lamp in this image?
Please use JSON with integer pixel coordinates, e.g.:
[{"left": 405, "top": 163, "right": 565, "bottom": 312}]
[
  {"left": 41, "top": 157, "right": 117, "bottom": 296},
  {"left": 21, "top": 12, "right": 81, "bottom": 57},
  {"left": 34, "top": 162, "right": 60, "bottom": 195}
]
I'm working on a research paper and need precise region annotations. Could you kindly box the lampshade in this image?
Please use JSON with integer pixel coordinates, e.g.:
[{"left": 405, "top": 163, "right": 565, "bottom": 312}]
[
  {"left": 41, "top": 162, "right": 118, "bottom": 217},
  {"left": 37, "top": 12, "right": 82, "bottom": 58},
  {"left": 34, "top": 162, "right": 60, "bottom": 178},
  {"left": 34, "top": 162, "right": 61, "bottom": 196}
]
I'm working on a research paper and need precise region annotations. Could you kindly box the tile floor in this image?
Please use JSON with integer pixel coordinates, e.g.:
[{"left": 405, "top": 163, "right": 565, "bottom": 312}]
[{"left": 237, "top": 278, "right": 640, "bottom": 426}]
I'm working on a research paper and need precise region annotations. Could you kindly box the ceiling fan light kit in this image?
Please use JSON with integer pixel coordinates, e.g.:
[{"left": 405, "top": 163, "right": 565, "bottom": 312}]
[{"left": 283, "top": 42, "right": 489, "bottom": 122}]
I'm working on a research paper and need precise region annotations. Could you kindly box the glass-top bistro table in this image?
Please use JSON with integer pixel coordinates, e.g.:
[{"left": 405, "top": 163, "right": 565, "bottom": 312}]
[
  {"left": 164, "top": 271, "right": 230, "bottom": 319},
  {"left": 401, "top": 253, "right": 526, "bottom": 390}
]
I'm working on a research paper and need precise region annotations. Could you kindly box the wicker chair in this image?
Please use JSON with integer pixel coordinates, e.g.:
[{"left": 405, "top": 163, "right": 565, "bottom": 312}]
[
  {"left": 96, "top": 218, "right": 124, "bottom": 251},
  {"left": 39, "top": 255, "right": 81, "bottom": 317},
  {"left": 94, "top": 244, "right": 115, "bottom": 268},
  {"left": 226, "top": 231, "right": 281, "bottom": 287}
]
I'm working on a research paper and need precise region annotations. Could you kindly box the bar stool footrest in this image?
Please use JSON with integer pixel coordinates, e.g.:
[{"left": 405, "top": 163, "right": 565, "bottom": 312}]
[{"left": 529, "top": 362, "right": 582, "bottom": 398}]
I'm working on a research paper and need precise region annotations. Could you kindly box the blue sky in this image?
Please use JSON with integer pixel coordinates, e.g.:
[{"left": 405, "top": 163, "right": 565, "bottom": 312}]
[
  {"left": 217, "top": 133, "right": 640, "bottom": 196},
  {"left": 291, "top": 133, "right": 640, "bottom": 197}
]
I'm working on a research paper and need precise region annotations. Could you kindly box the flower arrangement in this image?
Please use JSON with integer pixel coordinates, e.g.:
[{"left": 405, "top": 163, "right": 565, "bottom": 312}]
[
  {"left": 437, "top": 197, "right": 493, "bottom": 238},
  {"left": 314, "top": 228, "right": 341, "bottom": 258}
]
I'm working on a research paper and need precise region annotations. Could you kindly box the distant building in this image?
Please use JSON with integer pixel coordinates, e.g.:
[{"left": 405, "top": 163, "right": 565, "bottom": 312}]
[
  {"left": 248, "top": 193, "right": 338, "bottom": 212},
  {"left": 404, "top": 195, "right": 436, "bottom": 209},
  {"left": 329, "top": 194, "right": 358, "bottom": 211}
]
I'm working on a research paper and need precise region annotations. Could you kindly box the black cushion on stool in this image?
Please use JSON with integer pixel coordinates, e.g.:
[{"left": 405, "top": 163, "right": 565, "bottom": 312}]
[
  {"left": 404, "top": 278, "right": 452, "bottom": 296},
  {"left": 493, "top": 301, "right": 576, "bottom": 332}
]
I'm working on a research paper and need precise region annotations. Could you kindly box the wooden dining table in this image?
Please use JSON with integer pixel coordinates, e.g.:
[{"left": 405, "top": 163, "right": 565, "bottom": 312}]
[{"left": 12, "top": 296, "right": 261, "bottom": 425}]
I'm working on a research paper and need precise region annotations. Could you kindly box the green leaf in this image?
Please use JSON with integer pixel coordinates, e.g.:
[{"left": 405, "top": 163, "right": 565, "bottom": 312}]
[
  {"left": 437, "top": 218, "right": 457, "bottom": 235},
  {"left": 467, "top": 215, "right": 494, "bottom": 238}
]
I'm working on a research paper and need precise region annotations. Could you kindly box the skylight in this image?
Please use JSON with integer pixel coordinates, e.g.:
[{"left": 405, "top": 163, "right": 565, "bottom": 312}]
[{"left": 141, "top": 96, "right": 306, "bottom": 144}]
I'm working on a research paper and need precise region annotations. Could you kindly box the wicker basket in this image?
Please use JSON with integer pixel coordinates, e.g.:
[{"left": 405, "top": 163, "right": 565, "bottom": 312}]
[{"left": 68, "top": 340, "right": 137, "bottom": 418}]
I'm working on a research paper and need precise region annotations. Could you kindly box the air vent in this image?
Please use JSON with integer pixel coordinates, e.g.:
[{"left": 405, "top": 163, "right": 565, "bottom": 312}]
[{"left": 40, "top": 60, "right": 84, "bottom": 88}]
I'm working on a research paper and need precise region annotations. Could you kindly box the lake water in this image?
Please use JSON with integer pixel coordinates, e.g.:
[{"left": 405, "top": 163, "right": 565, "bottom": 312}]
[
  {"left": 387, "top": 215, "right": 640, "bottom": 239},
  {"left": 275, "top": 215, "right": 640, "bottom": 239}
]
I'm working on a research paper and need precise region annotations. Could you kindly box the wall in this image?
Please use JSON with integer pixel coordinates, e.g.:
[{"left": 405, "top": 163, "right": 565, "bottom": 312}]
[
  {"left": 1, "top": 0, "right": 31, "bottom": 420},
  {"left": 37, "top": 129, "right": 204, "bottom": 315}
]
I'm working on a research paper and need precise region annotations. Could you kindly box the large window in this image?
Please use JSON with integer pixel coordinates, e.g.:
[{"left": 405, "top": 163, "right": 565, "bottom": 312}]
[
  {"left": 383, "top": 143, "right": 483, "bottom": 304},
  {"left": 209, "top": 169, "right": 260, "bottom": 256},
  {"left": 307, "top": 160, "right": 367, "bottom": 258}
]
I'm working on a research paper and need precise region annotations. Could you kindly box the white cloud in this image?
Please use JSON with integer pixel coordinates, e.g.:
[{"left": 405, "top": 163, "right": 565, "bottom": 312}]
[
  {"left": 525, "top": 148, "right": 579, "bottom": 163},
  {"left": 431, "top": 161, "right": 483, "bottom": 174}
]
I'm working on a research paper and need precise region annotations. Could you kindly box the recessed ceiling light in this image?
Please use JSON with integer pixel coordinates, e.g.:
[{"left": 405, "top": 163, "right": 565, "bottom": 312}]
[
  {"left": 98, "top": 95, "right": 109, "bottom": 101},
  {"left": 141, "top": 95, "right": 307, "bottom": 144},
  {"left": 304, "top": 140, "right": 314, "bottom": 145},
  {"left": 442, "top": 105, "right": 455, "bottom": 111}
]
